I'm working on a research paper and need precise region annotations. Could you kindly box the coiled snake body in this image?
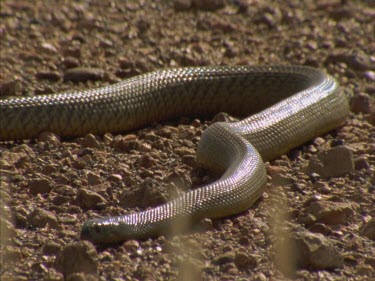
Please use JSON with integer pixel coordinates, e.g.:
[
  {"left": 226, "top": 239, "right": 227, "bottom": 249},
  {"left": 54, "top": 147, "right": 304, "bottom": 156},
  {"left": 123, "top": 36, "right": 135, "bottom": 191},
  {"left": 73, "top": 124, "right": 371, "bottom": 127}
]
[{"left": 0, "top": 66, "right": 349, "bottom": 243}]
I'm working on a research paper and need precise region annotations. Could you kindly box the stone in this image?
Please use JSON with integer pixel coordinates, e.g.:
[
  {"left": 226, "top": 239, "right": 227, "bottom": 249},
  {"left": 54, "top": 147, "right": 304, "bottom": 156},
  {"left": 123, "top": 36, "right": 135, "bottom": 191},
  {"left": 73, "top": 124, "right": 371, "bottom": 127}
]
[
  {"left": 63, "top": 67, "right": 104, "bottom": 82},
  {"left": 294, "top": 231, "right": 343, "bottom": 269},
  {"left": 27, "top": 208, "right": 59, "bottom": 229},
  {"left": 86, "top": 172, "right": 102, "bottom": 186},
  {"left": 35, "top": 71, "right": 61, "bottom": 82},
  {"left": 303, "top": 200, "right": 354, "bottom": 225},
  {"left": 307, "top": 146, "right": 354, "bottom": 178},
  {"left": 350, "top": 93, "right": 374, "bottom": 114},
  {"left": 38, "top": 131, "right": 61, "bottom": 147},
  {"left": 55, "top": 241, "right": 98, "bottom": 278},
  {"left": 234, "top": 252, "right": 257, "bottom": 270},
  {"left": 213, "top": 251, "right": 235, "bottom": 265},
  {"left": 28, "top": 178, "right": 53, "bottom": 195},
  {"left": 122, "top": 240, "right": 140, "bottom": 252},
  {"left": 76, "top": 188, "right": 107, "bottom": 209},
  {"left": 360, "top": 219, "right": 375, "bottom": 240},
  {"left": 83, "top": 134, "right": 100, "bottom": 148},
  {"left": 42, "top": 242, "right": 62, "bottom": 255}
]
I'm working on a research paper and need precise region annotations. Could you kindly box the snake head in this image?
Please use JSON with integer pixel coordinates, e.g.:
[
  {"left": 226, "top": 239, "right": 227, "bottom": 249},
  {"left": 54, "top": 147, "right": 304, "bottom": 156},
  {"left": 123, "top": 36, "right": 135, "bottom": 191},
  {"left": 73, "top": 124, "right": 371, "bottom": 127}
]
[{"left": 81, "top": 219, "right": 128, "bottom": 244}]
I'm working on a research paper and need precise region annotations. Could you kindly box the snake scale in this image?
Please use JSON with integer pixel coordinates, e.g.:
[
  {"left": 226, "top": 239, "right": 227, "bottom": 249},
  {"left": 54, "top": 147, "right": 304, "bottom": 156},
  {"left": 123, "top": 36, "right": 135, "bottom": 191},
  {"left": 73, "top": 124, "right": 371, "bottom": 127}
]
[{"left": 0, "top": 66, "right": 349, "bottom": 243}]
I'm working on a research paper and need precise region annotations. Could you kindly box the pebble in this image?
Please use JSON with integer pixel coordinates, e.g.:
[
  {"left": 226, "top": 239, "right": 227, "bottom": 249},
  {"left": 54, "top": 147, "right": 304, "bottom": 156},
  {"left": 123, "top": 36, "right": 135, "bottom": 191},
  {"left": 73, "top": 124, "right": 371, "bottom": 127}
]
[
  {"left": 350, "top": 93, "right": 374, "bottom": 114},
  {"left": 83, "top": 134, "right": 100, "bottom": 148},
  {"left": 40, "top": 42, "right": 58, "bottom": 54},
  {"left": 54, "top": 241, "right": 98, "bottom": 278},
  {"left": 303, "top": 200, "right": 354, "bottom": 225},
  {"left": 293, "top": 231, "right": 343, "bottom": 269},
  {"left": 62, "top": 56, "right": 80, "bottom": 68},
  {"left": 107, "top": 174, "right": 123, "bottom": 183},
  {"left": 120, "top": 178, "right": 167, "bottom": 208},
  {"left": 28, "top": 178, "right": 52, "bottom": 195},
  {"left": 0, "top": 78, "right": 22, "bottom": 96},
  {"left": 86, "top": 172, "right": 102, "bottom": 185},
  {"left": 234, "top": 252, "right": 257, "bottom": 270},
  {"left": 354, "top": 156, "right": 371, "bottom": 170},
  {"left": 360, "top": 219, "right": 375, "bottom": 240},
  {"left": 193, "top": 0, "right": 225, "bottom": 11},
  {"left": 63, "top": 67, "right": 104, "bottom": 83},
  {"left": 267, "top": 165, "right": 294, "bottom": 186},
  {"left": 326, "top": 51, "right": 375, "bottom": 71},
  {"left": 363, "top": 70, "right": 375, "bottom": 81},
  {"left": 35, "top": 71, "right": 61, "bottom": 82},
  {"left": 42, "top": 241, "right": 62, "bottom": 255},
  {"left": 27, "top": 208, "right": 59, "bottom": 229},
  {"left": 122, "top": 240, "right": 140, "bottom": 252},
  {"left": 174, "top": 0, "right": 192, "bottom": 11},
  {"left": 307, "top": 146, "right": 354, "bottom": 178},
  {"left": 38, "top": 131, "right": 61, "bottom": 147},
  {"left": 212, "top": 251, "right": 235, "bottom": 265},
  {"left": 112, "top": 137, "right": 141, "bottom": 152},
  {"left": 76, "top": 188, "right": 107, "bottom": 209},
  {"left": 136, "top": 154, "right": 155, "bottom": 169}
]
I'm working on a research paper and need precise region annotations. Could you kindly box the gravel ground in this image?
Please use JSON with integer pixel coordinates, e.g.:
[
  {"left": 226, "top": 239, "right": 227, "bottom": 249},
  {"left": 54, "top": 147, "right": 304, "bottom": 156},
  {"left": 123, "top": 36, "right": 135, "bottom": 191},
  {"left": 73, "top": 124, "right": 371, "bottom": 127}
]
[{"left": 1, "top": 0, "right": 374, "bottom": 280}]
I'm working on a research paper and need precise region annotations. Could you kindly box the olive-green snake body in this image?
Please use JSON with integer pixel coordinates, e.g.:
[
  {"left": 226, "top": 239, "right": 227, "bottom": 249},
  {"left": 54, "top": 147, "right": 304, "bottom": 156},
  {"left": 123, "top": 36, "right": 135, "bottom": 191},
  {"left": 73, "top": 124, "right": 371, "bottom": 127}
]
[{"left": 0, "top": 66, "right": 349, "bottom": 243}]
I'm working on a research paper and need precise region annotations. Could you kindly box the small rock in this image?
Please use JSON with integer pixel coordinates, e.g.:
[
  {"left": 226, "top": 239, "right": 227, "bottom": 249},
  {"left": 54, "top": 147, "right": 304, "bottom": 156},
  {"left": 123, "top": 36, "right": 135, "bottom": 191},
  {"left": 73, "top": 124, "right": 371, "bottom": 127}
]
[
  {"left": 354, "top": 156, "right": 371, "bottom": 170},
  {"left": 363, "top": 70, "right": 375, "bottom": 81},
  {"left": 38, "top": 131, "right": 61, "bottom": 147},
  {"left": 136, "top": 155, "right": 155, "bottom": 169},
  {"left": 234, "top": 252, "right": 257, "bottom": 270},
  {"left": 42, "top": 164, "right": 58, "bottom": 175},
  {"left": 303, "top": 200, "right": 354, "bottom": 225},
  {"left": 198, "top": 218, "right": 213, "bottom": 231},
  {"left": 55, "top": 241, "right": 98, "bottom": 278},
  {"left": 175, "top": 147, "right": 195, "bottom": 157},
  {"left": 27, "top": 208, "right": 59, "bottom": 229},
  {"left": 107, "top": 174, "right": 122, "bottom": 183},
  {"left": 35, "top": 71, "right": 61, "bottom": 82},
  {"left": 360, "top": 219, "right": 375, "bottom": 240},
  {"left": 0, "top": 78, "right": 22, "bottom": 96},
  {"left": 307, "top": 146, "right": 354, "bottom": 178},
  {"left": 122, "top": 240, "right": 140, "bottom": 252},
  {"left": 213, "top": 251, "right": 235, "bottom": 265},
  {"left": 54, "top": 184, "right": 77, "bottom": 196},
  {"left": 40, "top": 42, "right": 58, "bottom": 54},
  {"left": 325, "top": 51, "right": 375, "bottom": 71},
  {"left": 63, "top": 67, "right": 104, "bottom": 83},
  {"left": 28, "top": 178, "right": 53, "bottom": 195},
  {"left": 76, "top": 188, "right": 107, "bottom": 209},
  {"left": 119, "top": 178, "right": 167, "bottom": 208},
  {"left": 182, "top": 155, "right": 196, "bottom": 166},
  {"left": 174, "top": 0, "right": 192, "bottom": 11},
  {"left": 86, "top": 172, "right": 102, "bottom": 185},
  {"left": 193, "top": 0, "right": 225, "bottom": 11},
  {"left": 63, "top": 56, "right": 80, "bottom": 68},
  {"left": 83, "top": 134, "right": 100, "bottom": 148},
  {"left": 42, "top": 242, "right": 62, "bottom": 255},
  {"left": 112, "top": 137, "right": 141, "bottom": 152},
  {"left": 294, "top": 231, "right": 343, "bottom": 269},
  {"left": 253, "top": 272, "right": 267, "bottom": 281},
  {"left": 267, "top": 166, "right": 294, "bottom": 186},
  {"left": 0, "top": 218, "right": 15, "bottom": 244},
  {"left": 350, "top": 93, "right": 374, "bottom": 114}
]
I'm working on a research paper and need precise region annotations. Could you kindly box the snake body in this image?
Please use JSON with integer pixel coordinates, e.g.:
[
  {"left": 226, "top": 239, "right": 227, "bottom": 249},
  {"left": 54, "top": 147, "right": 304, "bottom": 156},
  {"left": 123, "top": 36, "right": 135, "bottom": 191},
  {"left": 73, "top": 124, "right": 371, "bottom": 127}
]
[{"left": 0, "top": 66, "right": 349, "bottom": 243}]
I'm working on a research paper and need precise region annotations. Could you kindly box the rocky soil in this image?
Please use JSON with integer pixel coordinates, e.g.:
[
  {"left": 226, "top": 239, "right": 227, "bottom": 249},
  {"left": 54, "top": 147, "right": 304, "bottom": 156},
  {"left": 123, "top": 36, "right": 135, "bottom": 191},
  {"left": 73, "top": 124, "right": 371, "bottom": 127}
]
[{"left": 0, "top": 0, "right": 374, "bottom": 280}]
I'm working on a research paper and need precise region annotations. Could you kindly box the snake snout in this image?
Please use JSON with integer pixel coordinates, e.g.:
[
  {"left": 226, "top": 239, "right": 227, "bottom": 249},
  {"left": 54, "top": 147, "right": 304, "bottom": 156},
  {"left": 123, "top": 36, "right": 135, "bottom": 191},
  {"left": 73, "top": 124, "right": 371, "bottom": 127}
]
[{"left": 81, "top": 220, "right": 106, "bottom": 242}]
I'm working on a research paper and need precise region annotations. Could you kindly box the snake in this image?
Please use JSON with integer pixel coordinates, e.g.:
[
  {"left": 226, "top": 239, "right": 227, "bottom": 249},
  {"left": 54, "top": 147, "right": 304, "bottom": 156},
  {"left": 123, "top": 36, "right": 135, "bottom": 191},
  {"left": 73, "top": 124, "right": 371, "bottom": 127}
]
[{"left": 0, "top": 66, "right": 349, "bottom": 243}]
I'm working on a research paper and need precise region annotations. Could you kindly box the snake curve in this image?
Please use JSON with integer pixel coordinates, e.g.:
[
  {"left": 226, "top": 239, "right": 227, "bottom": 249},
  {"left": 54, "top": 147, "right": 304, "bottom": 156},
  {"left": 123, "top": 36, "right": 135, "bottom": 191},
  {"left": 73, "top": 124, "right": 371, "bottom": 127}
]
[{"left": 0, "top": 66, "right": 349, "bottom": 243}]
